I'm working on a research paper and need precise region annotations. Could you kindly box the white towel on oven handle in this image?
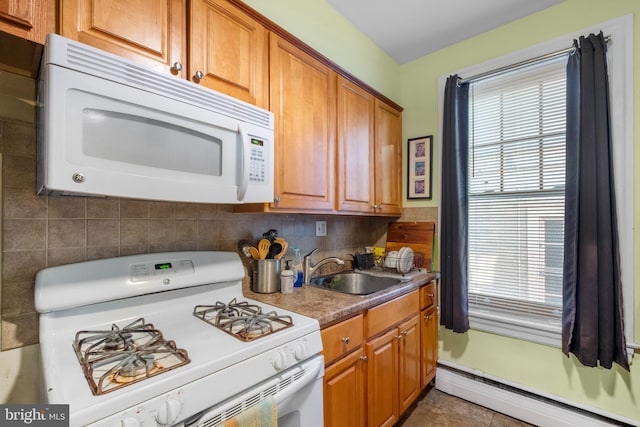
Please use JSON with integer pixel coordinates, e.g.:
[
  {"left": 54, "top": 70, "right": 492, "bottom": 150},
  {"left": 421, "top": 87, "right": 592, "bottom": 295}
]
[{"left": 213, "top": 398, "right": 277, "bottom": 427}]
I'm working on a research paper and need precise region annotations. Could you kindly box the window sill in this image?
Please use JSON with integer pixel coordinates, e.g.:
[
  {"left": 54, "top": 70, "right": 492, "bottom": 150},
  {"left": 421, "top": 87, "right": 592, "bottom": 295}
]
[{"left": 469, "top": 309, "right": 561, "bottom": 348}]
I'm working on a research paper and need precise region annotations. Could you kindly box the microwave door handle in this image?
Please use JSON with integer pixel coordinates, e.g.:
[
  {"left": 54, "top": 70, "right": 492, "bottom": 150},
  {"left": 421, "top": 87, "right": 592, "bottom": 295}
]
[{"left": 237, "top": 123, "right": 250, "bottom": 201}]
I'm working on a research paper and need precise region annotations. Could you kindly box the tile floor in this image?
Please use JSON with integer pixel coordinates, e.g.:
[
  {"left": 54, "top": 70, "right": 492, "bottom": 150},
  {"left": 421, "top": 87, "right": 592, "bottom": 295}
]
[{"left": 399, "top": 388, "right": 534, "bottom": 427}]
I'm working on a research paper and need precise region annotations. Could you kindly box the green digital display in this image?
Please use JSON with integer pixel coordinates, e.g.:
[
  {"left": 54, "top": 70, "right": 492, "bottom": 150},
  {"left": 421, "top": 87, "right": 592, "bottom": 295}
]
[
  {"left": 155, "top": 262, "right": 173, "bottom": 270},
  {"left": 251, "top": 138, "right": 264, "bottom": 147}
]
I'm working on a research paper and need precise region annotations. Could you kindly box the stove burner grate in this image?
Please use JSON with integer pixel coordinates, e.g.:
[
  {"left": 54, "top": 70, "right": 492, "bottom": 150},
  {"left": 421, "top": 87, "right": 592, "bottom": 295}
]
[
  {"left": 73, "top": 318, "right": 190, "bottom": 395},
  {"left": 193, "top": 298, "right": 293, "bottom": 341}
]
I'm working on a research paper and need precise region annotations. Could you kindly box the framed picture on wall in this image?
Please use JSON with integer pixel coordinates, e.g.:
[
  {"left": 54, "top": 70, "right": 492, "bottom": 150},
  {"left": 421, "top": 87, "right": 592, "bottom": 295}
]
[{"left": 407, "top": 135, "right": 433, "bottom": 200}]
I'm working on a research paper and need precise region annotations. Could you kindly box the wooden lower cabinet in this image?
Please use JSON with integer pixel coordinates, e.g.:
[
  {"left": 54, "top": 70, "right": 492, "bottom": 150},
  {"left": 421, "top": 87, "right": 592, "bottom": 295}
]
[
  {"left": 324, "top": 348, "right": 367, "bottom": 427},
  {"left": 420, "top": 304, "right": 438, "bottom": 388},
  {"left": 322, "top": 287, "right": 437, "bottom": 427},
  {"left": 398, "top": 314, "right": 421, "bottom": 414},
  {"left": 366, "top": 314, "right": 420, "bottom": 427},
  {"left": 366, "top": 328, "right": 399, "bottom": 427}
]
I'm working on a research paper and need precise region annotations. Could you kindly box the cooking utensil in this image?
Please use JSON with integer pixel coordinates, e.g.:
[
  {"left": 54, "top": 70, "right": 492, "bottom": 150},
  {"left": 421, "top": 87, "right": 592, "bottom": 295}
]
[
  {"left": 262, "top": 229, "right": 278, "bottom": 243},
  {"left": 248, "top": 246, "right": 260, "bottom": 260},
  {"left": 267, "top": 242, "right": 282, "bottom": 259},
  {"left": 274, "top": 238, "right": 288, "bottom": 259},
  {"left": 258, "top": 239, "right": 271, "bottom": 259}
]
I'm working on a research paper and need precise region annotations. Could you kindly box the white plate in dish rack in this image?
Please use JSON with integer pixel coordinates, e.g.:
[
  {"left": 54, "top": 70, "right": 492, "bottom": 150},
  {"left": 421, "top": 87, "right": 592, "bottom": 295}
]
[{"left": 397, "top": 247, "right": 414, "bottom": 273}]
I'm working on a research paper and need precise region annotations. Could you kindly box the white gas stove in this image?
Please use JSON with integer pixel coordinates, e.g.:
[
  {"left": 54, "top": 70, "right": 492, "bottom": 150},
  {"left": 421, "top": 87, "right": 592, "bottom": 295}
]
[{"left": 35, "top": 251, "right": 324, "bottom": 427}]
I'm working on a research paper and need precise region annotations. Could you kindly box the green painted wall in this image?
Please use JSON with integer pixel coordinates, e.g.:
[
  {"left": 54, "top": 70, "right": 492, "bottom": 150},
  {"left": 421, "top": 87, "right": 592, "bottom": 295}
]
[
  {"left": 400, "top": 0, "right": 640, "bottom": 423},
  {"left": 242, "top": 0, "right": 401, "bottom": 103},
  {"left": 241, "top": 0, "right": 639, "bottom": 422}
]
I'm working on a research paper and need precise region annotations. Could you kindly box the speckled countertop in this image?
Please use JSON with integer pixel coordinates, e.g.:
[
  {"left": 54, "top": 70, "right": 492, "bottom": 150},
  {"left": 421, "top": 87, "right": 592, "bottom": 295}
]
[{"left": 242, "top": 271, "right": 440, "bottom": 328}]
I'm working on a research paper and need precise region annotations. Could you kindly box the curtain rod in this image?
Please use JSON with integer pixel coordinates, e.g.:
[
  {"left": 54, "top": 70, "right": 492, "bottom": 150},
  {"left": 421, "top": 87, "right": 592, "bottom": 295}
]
[{"left": 458, "top": 36, "right": 611, "bottom": 85}]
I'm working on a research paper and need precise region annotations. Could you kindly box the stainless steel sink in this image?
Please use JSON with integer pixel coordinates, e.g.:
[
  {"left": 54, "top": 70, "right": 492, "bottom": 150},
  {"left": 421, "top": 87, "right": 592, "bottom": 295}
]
[{"left": 309, "top": 272, "right": 401, "bottom": 295}]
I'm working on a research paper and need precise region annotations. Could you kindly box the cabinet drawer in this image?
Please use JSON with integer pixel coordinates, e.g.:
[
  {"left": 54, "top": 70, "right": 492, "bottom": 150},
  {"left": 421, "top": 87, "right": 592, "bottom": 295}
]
[
  {"left": 321, "top": 314, "right": 364, "bottom": 365},
  {"left": 365, "top": 290, "right": 418, "bottom": 339},
  {"left": 419, "top": 282, "right": 437, "bottom": 310}
]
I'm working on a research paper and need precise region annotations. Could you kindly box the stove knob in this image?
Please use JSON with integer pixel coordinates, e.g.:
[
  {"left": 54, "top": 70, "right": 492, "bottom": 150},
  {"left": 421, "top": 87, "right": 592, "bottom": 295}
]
[
  {"left": 294, "top": 342, "right": 307, "bottom": 361},
  {"left": 155, "top": 399, "right": 181, "bottom": 426},
  {"left": 121, "top": 417, "right": 141, "bottom": 427},
  {"left": 272, "top": 350, "right": 288, "bottom": 371}
]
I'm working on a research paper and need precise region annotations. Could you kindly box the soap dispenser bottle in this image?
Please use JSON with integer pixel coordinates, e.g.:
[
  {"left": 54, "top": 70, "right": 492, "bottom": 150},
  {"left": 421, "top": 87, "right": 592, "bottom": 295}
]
[{"left": 290, "top": 247, "right": 303, "bottom": 287}]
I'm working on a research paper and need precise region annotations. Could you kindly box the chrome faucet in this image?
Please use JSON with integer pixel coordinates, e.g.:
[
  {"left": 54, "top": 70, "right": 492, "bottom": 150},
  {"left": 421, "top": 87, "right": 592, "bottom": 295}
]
[{"left": 303, "top": 248, "right": 345, "bottom": 284}]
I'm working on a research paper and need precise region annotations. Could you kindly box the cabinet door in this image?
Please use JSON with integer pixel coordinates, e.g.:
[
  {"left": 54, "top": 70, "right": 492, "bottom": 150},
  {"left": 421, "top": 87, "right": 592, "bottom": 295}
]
[
  {"left": 336, "top": 76, "right": 375, "bottom": 213},
  {"left": 373, "top": 98, "right": 402, "bottom": 215},
  {"left": 324, "top": 348, "right": 367, "bottom": 427},
  {"left": 398, "top": 314, "right": 420, "bottom": 413},
  {"left": 366, "top": 329, "right": 398, "bottom": 427},
  {"left": 61, "top": 0, "right": 186, "bottom": 76},
  {"left": 0, "top": 0, "right": 54, "bottom": 43},
  {"left": 420, "top": 305, "right": 438, "bottom": 388},
  {"left": 189, "top": 0, "right": 268, "bottom": 108},
  {"left": 269, "top": 33, "right": 336, "bottom": 212}
]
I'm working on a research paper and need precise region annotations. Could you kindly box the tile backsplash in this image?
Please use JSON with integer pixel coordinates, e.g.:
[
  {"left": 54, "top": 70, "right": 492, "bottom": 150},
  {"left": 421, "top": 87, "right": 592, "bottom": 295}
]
[{"left": 0, "top": 71, "right": 437, "bottom": 350}]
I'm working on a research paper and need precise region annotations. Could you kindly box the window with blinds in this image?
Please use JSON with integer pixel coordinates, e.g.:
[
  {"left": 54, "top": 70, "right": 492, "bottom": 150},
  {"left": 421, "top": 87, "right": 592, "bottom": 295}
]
[{"left": 467, "top": 56, "right": 567, "bottom": 332}]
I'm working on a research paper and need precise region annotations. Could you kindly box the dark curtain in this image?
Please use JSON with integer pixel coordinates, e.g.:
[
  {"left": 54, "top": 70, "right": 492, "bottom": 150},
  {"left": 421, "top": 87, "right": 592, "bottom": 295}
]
[
  {"left": 562, "top": 33, "right": 629, "bottom": 370},
  {"left": 440, "top": 75, "right": 470, "bottom": 333}
]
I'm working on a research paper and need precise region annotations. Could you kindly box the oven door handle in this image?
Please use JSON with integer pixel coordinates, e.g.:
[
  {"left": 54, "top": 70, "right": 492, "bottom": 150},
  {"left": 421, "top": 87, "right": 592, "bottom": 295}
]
[
  {"left": 184, "top": 355, "right": 324, "bottom": 427},
  {"left": 273, "top": 355, "right": 324, "bottom": 405}
]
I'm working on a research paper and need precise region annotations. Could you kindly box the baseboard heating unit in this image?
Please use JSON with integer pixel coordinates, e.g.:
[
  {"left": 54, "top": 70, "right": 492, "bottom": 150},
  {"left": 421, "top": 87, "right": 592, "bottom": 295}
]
[{"left": 435, "top": 362, "right": 637, "bottom": 427}]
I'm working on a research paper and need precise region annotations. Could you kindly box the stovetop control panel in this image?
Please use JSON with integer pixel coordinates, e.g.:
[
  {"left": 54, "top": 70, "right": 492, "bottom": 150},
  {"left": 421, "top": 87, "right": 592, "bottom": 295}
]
[{"left": 129, "top": 259, "right": 195, "bottom": 283}]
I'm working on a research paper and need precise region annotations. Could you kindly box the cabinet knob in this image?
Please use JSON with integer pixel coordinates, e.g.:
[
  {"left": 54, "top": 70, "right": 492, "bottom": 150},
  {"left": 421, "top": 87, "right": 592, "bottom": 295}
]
[
  {"left": 402, "top": 330, "right": 408, "bottom": 336},
  {"left": 395, "top": 335, "right": 403, "bottom": 340},
  {"left": 372, "top": 204, "right": 379, "bottom": 210},
  {"left": 274, "top": 195, "right": 281, "bottom": 203},
  {"left": 193, "top": 70, "right": 204, "bottom": 82},
  {"left": 341, "top": 337, "right": 350, "bottom": 344},
  {"left": 424, "top": 314, "right": 431, "bottom": 320},
  {"left": 360, "top": 356, "right": 368, "bottom": 362},
  {"left": 170, "top": 62, "right": 183, "bottom": 73}
]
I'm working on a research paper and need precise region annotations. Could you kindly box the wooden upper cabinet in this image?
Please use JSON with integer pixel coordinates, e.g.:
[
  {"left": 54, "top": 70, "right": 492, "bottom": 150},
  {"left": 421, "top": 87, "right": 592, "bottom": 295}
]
[
  {"left": 336, "top": 76, "right": 375, "bottom": 214},
  {"left": 0, "top": 0, "right": 55, "bottom": 44},
  {"left": 61, "top": 0, "right": 186, "bottom": 76},
  {"left": 269, "top": 33, "right": 336, "bottom": 212},
  {"left": 189, "top": 0, "right": 268, "bottom": 108},
  {"left": 374, "top": 98, "right": 403, "bottom": 215},
  {"left": 337, "top": 76, "right": 402, "bottom": 216}
]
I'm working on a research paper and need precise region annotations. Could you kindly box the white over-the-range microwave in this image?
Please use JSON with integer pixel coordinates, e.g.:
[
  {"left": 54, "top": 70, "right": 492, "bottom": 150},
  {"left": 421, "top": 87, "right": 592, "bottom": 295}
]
[{"left": 37, "top": 34, "right": 274, "bottom": 204}]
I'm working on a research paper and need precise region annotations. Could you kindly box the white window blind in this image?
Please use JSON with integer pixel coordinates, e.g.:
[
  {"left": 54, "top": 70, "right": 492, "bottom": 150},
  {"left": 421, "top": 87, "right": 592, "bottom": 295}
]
[{"left": 467, "top": 57, "right": 567, "bottom": 330}]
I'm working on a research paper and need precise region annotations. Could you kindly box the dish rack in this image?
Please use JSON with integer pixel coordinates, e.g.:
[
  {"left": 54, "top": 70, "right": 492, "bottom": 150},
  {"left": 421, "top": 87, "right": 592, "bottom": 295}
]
[{"left": 379, "top": 251, "right": 425, "bottom": 273}]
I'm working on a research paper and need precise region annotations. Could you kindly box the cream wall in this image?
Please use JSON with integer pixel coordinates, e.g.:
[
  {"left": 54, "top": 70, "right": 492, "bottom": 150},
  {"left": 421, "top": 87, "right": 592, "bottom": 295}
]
[
  {"left": 399, "top": 0, "right": 640, "bottom": 423},
  {"left": 242, "top": 0, "right": 402, "bottom": 104}
]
